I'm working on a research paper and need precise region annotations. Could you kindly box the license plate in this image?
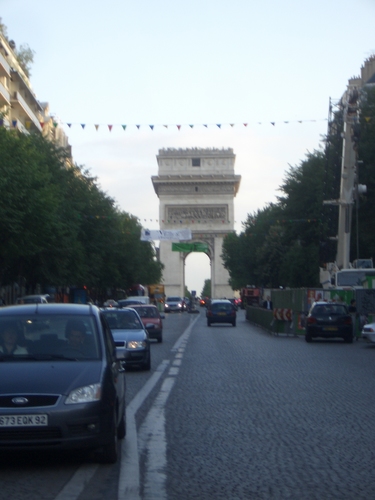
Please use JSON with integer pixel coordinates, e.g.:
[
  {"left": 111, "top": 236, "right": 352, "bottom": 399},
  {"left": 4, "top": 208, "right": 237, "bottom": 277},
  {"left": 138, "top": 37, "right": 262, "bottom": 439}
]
[
  {"left": 323, "top": 327, "right": 337, "bottom": 331},
  {"left": 218, "top": 312, "right": 226, "bottom": 316},
  {"left": 0, "top": 414, "right": 48, "bottom": 427}
]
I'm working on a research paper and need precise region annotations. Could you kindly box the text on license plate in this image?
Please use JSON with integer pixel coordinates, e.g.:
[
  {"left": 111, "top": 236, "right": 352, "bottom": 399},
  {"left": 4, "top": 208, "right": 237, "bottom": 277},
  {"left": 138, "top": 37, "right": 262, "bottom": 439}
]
[
  {"left": 0, "top": 414, "right": 48, "bottom": 427},
  {"left": 218, "top": 312, "right": 226, "bottom": 316}
]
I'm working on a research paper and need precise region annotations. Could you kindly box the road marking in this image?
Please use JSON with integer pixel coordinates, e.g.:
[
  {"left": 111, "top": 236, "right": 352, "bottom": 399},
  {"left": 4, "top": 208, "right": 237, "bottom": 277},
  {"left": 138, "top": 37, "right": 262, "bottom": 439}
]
[
  {"left": 118, "top": 314, "right": 199, "bottom": 499},
  {"left": 118, "top": 360, "right": 170, "bottom": 500},
  {"left": 54, "top": 464, "right": 98, "bottom": 500}
]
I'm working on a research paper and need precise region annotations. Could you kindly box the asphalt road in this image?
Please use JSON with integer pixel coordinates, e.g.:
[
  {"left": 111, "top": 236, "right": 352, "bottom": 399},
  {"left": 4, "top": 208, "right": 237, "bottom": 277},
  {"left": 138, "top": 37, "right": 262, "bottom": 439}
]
[{"left": 1, "top": 309, "right": 374, "bottom": 500}]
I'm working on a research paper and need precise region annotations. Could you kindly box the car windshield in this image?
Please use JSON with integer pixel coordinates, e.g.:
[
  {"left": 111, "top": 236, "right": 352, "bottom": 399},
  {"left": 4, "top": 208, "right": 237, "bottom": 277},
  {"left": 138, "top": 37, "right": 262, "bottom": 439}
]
[
  {"left": 313, "top": 304, "right": 347, "bottom": 316},
  {"left": 211, "top": 302, "right": 232, "bottom": 312},
  {"left": 167, "top": 297, "right": 182, "bottom": 302},
  {"left": 0, "top": 314, "right": 100, "bottom": 360},
  {"left": 134, "top": 307, "right": 158, "bottom": 318},
  {"left": 103, "top": 310, "right": 143, "bottom": 330}
]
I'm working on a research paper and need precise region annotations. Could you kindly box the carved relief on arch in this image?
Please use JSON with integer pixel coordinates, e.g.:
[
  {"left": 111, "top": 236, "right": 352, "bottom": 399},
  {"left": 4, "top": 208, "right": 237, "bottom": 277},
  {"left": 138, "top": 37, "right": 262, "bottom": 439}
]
[{"left": 166, "top": 205, "right": 228, "bottom": 221}]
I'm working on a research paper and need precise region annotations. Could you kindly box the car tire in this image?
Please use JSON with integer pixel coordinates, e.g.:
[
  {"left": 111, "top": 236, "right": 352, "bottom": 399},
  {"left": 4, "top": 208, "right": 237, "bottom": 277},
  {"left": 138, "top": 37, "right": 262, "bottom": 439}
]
[
  {"left": 117, "top": 411, "right": 126, "bottom": 439},
  {"left": 232, "top": 320, "right": 236, "bottom": 327},
  {"left": 207, "top": 320, "right": 211, "bottom": 327},
  {"left": 143, "top": 353, "right": 151, "bottom": 371},
  {"left": 344, "top": 333, "right": 354, "bottom": 344},
  {"left": 305, "top": 331, "right": 312, "bottom": 343},
  {"left": 157, "top": 335, "right": 163, "bottom": 343},
  {"left": 99, "top": 414, "right": 118, "bottom": 464}
]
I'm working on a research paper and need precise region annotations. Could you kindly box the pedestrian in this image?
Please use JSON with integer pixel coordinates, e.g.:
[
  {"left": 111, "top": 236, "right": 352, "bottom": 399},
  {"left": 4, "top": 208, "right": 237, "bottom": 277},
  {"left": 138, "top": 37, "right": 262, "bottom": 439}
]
[
  {"left": 348, "top": 299, "right": 356, "bottom": 313},
  {"left": 263, "top": 296, "right": 273, "bottom": 310}
]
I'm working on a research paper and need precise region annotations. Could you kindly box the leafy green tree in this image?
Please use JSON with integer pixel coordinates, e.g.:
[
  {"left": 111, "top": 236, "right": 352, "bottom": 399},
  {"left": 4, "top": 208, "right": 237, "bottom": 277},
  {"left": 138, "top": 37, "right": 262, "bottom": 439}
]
[
  {"left": 0, "top": 129, "right": 163, "bottom": 295},
  {"left": 201, "top": 279, "right": 211, "bottom": 298}
]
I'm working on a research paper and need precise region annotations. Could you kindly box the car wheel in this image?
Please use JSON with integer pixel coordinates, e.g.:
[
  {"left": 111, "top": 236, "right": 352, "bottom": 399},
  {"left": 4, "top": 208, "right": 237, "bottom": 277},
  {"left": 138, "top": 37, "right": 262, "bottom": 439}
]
[
  {"left": 344, "top": 333, "right": 354, "bottom": 344},
  {"left": 99, "top": 414, "right": 118, "bottom": 464},
  {"left": 207, "top": 320, "right": 211, "bottom": 327},
  {"left": 232, "top": 320, "right": 236, "bottom": 327},
  {"left": 305, "top": 331, "right": 312, "bottom": 343},
  {"left": 143, "top": 353, "right": 151, "bottom": 371},
  {"left": 157, "top": 335, "right": 163, "bottom": 343},
  {"left": 117, "top": 411, "right": 126, "bottom": 439}
]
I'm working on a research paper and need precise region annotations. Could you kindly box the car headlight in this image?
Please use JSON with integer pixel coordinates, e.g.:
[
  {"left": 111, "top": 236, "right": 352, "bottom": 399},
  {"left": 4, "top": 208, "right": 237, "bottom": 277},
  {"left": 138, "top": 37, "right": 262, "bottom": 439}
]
[
  {"left": 127, "top": 340, "right": 147, "bottom": 349},
  {"left": 66, "top": 383, "right": 101, "bottom": 404}
]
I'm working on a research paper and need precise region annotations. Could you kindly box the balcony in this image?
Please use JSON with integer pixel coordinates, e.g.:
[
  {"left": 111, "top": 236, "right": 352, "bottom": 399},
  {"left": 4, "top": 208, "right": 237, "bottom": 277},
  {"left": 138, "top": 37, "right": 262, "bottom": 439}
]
[
  {"left": 0, "top": 80, "right": 10, "bottom": 106},
  {"left": 0, "top": 51, "right": 11, "bottom": 77},
  {"left": 11, "top": 91, "right": 42, "bottom": 132}
]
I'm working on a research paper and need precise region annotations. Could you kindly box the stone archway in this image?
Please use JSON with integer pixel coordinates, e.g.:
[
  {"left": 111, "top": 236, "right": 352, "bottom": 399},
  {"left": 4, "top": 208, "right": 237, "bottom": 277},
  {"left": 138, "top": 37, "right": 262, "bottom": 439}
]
[{"left": 152, "top": 148, "right": 241, "bottom": 299}]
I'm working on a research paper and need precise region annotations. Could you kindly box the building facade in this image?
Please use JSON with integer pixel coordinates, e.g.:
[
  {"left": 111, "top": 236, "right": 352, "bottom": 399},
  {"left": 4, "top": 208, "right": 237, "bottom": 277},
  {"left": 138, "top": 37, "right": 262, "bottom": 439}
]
[{"left": 0, "top": 33, "right": 70, "bottom": 156}]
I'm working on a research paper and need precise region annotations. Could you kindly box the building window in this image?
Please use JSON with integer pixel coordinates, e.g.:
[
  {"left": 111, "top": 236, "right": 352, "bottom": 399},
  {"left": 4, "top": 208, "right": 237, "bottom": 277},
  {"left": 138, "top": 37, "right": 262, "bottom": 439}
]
[
  {"left": 195, "top": 186, "right": 198, "bottom": 192},
  {"left": 192, "top": 158, "right": 201, "bottom": 167}
]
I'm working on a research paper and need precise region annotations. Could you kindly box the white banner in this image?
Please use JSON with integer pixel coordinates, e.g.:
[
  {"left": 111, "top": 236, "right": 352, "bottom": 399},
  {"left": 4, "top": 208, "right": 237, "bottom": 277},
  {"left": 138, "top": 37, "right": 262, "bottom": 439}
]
[{"left": 141, "top": 228, "right": 192, "bottom": 242}]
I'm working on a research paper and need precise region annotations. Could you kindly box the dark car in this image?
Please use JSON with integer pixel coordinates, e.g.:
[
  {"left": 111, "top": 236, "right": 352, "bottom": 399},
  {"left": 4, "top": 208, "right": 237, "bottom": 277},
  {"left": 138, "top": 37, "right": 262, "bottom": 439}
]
[
  {"left": 305, "top": 301, "right": 353, "bottom": 343},
  {"left": 128, "top": 304, "right": 164, "bottom": 343},
  {"left": 102, "top": 308, "right": 151, "bottom": 370},
  {"left": 206, "top": 299, "right": 237, "bottom": 327},
  {"left": 0, "top": 304, "right": 126, "bottom": 463}
]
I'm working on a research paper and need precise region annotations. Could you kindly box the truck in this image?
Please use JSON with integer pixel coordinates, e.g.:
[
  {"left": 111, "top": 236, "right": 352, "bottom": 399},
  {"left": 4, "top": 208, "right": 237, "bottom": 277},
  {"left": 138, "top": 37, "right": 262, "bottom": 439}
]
[
  {"left": 240, "top": 286, "right": 262, "bottom": 309},
  {"left": 147, "top": 284, "right": 166, "bottom": 312}
]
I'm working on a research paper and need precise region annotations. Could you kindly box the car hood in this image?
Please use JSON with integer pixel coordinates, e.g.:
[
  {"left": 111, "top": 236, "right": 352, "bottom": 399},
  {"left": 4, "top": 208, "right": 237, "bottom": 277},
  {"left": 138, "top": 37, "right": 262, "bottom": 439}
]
[
  {"left": 0, "top": 361, "right": 103, "bottom": 395},
  {"left": 112, "top": 329, "right": 147, "bottom": 341}
]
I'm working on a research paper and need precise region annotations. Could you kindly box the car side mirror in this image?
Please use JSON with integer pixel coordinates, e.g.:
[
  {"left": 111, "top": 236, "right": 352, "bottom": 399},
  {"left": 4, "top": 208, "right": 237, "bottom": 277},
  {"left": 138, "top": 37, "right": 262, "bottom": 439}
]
[{"left": 160, "top": 314, "right": 165, "bottom": 319}]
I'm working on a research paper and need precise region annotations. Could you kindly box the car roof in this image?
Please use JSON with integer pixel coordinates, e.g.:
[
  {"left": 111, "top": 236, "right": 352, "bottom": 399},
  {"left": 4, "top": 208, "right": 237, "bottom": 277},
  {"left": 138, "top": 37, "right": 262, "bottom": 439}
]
[
  {"left": 211, "top": 299, "right": 231, "bottom": 303},
  {"left": 0, "top": 303, "right": 98, "bottom": 316}
]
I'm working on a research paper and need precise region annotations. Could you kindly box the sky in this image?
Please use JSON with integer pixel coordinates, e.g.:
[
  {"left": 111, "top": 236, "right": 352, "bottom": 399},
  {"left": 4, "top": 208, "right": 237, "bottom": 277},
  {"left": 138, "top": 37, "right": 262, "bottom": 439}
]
[{"left": 2, "top": 0, "right": 374, "bottom": 296}]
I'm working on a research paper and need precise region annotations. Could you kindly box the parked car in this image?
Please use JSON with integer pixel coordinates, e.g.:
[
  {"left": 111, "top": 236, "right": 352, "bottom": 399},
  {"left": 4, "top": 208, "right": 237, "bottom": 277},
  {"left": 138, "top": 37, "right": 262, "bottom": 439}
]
[
  {"left": 102, "top": 308, "right": 151, "bottom": 370},
  {"left": 128, "top": 304, "right": 164, "bottom": 343},
  {"left": 305, "top": 301, "right": 353, "bottom": 343},
  {"left": 15, "top": 294, "right": 51, "bottom": 304},
  {"left": 164, "top": 296, "right": 184, "bottom": 313},
  {"left": 0, "top": 303, "right": 126, "bottom": 463},
  {"left": 206, "top": 299, "right": 237, "bottom": 327},
  {"left": 361, "top": 321, "right": 375, "bottom": 343}
]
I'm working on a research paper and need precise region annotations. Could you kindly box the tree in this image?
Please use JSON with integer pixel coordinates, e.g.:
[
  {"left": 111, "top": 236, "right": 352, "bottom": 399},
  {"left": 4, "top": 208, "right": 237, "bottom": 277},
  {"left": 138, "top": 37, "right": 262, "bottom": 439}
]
[
  {"left": 201, "top": 279, "right": 211, "bottom": 298},
  {"left": 0, "top": 129, "right": 163, "bottom": 295}
]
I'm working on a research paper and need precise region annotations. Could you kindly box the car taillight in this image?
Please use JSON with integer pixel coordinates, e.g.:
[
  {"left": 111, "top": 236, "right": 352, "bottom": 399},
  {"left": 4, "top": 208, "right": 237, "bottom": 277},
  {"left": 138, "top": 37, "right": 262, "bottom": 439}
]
[{"left": 307, "top": 317, "right": 317, "bottom": 325}]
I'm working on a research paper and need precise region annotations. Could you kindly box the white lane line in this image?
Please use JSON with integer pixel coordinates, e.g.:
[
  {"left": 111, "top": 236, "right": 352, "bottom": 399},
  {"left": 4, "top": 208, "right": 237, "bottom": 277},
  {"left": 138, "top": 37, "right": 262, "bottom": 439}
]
[
  {"left": 54, "top": 464, "right": 98, "bottom": 500},
  {"left": 118, "top": 360, "right": 170, "bottom": 500},
  {"left": 141, "top": 377, "right": 175, "bottom": 500},
  {"left": 118, "top": 315, "right": 200, "bottom": 500}
]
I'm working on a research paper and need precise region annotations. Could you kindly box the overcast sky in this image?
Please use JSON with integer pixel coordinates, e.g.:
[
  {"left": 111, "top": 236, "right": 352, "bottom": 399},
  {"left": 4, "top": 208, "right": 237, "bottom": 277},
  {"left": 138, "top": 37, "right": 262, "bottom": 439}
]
[{"left": 2, "top": 0, "right": 374, "bottom": 295}]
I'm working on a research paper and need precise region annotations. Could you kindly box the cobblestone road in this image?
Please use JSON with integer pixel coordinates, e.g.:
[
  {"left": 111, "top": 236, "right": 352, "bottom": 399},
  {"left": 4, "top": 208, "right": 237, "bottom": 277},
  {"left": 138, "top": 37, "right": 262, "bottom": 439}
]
[{"left": 164, "top": 310, "right": 375, "bottom": 500}]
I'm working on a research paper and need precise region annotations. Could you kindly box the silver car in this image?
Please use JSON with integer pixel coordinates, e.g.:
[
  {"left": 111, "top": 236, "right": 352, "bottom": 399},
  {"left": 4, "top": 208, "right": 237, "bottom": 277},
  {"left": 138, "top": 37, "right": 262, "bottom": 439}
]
[
  {"left": 102, "top": 308, "right": 151, "bottom": 370},
  {"left": 164, "top": 296, "right": 184, "bottom": 313}
]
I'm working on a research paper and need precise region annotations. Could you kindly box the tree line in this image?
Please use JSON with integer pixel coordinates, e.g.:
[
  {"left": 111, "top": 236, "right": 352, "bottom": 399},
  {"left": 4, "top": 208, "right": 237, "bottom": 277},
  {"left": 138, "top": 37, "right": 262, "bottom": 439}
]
[
  {"left": 0, "top": 129, "right": 163, "bottom": 299},
  {"left": 222, "top": 86, "right": 375, "bottom": 290}
]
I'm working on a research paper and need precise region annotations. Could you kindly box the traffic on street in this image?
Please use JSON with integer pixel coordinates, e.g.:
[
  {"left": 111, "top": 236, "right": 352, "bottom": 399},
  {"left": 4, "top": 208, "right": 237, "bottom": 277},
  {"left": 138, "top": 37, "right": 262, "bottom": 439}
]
[{"left": 1, "top": 308, "right": 375, "bottom": 500}]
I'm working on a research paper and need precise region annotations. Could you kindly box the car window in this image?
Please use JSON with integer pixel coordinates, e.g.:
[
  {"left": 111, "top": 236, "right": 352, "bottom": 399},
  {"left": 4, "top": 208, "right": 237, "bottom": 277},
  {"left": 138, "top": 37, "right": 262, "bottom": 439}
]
[
  {"left": 135, "top": 307, "right": 158, "bottom": 318},
  {"left": 167, "top": 297, "right": 182, "bottom": 302},
  {"left": 313, "top": 304, "right": 347, "bottom": 316},
  {"left": 103, "top": 310, "right": 143, "bottom": 330},
  {"left": 0, "top": 314, "right": 100, "bottom": 359},
  {"left": 211, "top": 303, "right": 232, "bottom": 311}
]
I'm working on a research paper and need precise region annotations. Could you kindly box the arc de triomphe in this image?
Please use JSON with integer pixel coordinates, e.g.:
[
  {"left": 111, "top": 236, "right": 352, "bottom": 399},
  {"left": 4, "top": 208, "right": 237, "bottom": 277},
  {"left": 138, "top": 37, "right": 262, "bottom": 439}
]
[{"left": 152, "top": 148, "right": 241, "bottom": 299}]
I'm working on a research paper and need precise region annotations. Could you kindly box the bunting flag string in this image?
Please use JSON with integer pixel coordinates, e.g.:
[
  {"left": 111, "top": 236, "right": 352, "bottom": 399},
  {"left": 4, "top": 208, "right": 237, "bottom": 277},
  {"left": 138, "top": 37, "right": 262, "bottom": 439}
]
[
  {"left": 3, "top": 116, "right": 374, "bottom": 131},
  {"left": 50, "top": 118, "right": 331, "bottom": 132}
]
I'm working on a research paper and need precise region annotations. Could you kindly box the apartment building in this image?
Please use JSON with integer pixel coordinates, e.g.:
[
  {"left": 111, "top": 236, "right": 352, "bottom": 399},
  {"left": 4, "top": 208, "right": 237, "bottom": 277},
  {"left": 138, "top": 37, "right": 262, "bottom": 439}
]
[{"left": 0, "top": 32, "right": 71, "bottom": 157}]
